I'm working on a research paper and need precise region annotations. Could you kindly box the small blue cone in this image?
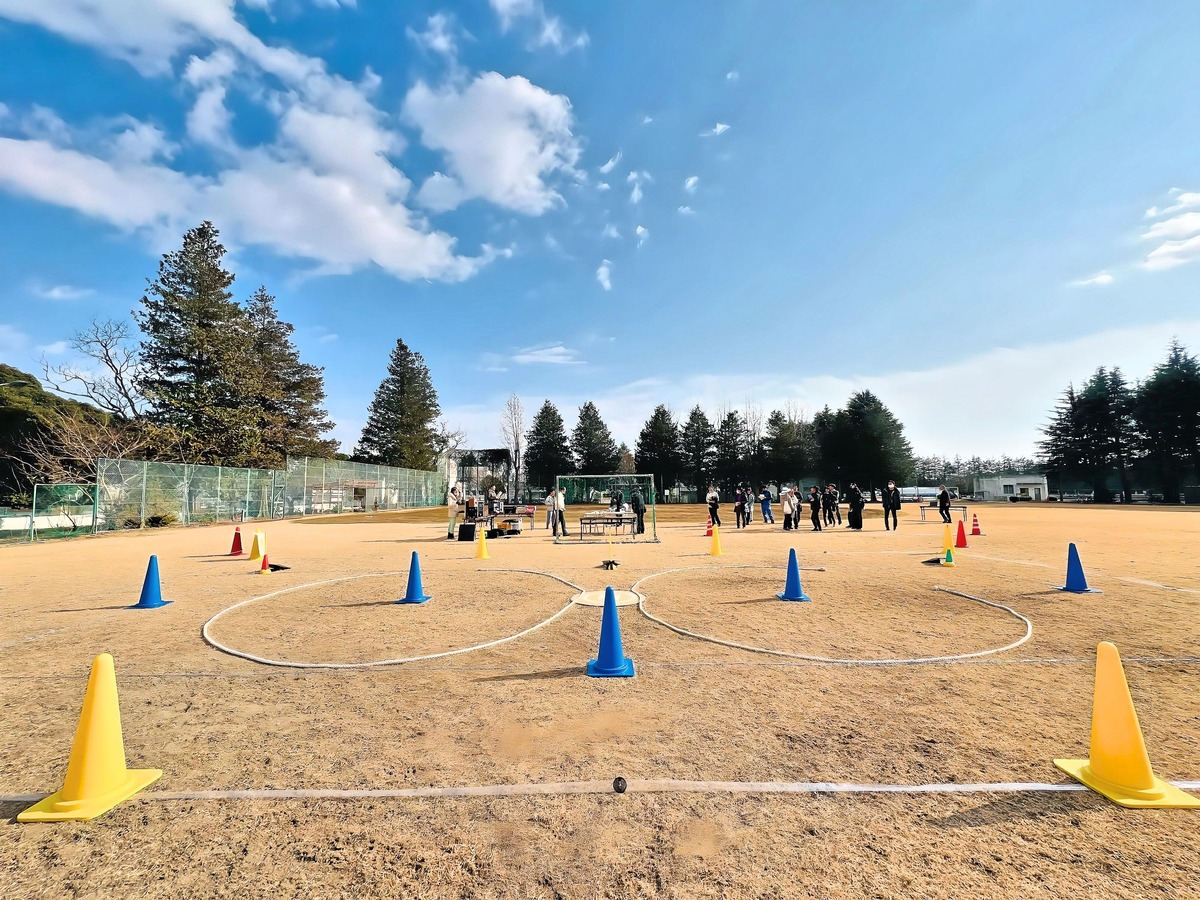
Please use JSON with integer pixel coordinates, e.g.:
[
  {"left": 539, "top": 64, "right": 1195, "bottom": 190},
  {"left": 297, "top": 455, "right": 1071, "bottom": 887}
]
[
  {"left": 776, "top": 547, "right": 812, "bottom": 602},
  {"left": 587, "top": 586, "right": 635, "bottom": 677},
  {"left": 398, "top": 551, "right": 431, "bottom": 604},
  {"left": 1057, "top": 542, "right": 1101, "bottom": 593},
  {"left": 130, "top": 555, "right": 171, "bottom": 609}
]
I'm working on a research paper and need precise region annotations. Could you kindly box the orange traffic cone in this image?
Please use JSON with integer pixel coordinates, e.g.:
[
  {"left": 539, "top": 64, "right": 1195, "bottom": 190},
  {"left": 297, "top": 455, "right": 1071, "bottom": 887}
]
[
  {"left": 705, "top": 515, "right": 713, "bottom": 537},
  {"left": 955, "top": 520, "right": 969, "bottom": 549},
  {"left": 256, "top": 554, "right": 271, "bottom": 575},
  {"left": 970, "top": 514, "right": 983, "bottom": 537},
  {"left": 229, "top": 526, "right": 244, "bottom": 556}
]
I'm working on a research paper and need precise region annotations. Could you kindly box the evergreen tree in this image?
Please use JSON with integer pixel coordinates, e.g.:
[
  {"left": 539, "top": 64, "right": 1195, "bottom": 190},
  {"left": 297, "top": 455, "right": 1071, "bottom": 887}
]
[
  {"left": 761, "top": 408, "right": 812, "bottom": 486},
  {"left": 1077, "top": 367, "right": 1137, "bottom": 502},
  {"left": 616, "top": 442, "right": 636, "bottom": 474},
  {"left": 135, "top": 221, "right": 260, "bottom": 465},
  {"left": 634, "top": 404, "right": 681, "bottom": 494},
  {"left": 244, "top": 286, "right": 337, "bottom": 466},
  {"left": 813, "top": 391, "right": 913, "bottom": 490},
  {"left": 680, "top": 405, "right": 716, "bottom": 494},
  {"left": 1040, "top": 384, "right": 1084, "bottom": 495},
  {"left": 571, "top": 401, "right": 619, "bottom": 474},
  {"left": 524, "top": 400, "right": 573, "bottom": 489},
  {"left": 355, "top": 338, "right": 441, "bottom": 469},
  {"left": 1134, "top": 341, "right": 1200, "bottom": 501},
  {"left": 713, "top": 410, "right": 747, "bottom": 492}
]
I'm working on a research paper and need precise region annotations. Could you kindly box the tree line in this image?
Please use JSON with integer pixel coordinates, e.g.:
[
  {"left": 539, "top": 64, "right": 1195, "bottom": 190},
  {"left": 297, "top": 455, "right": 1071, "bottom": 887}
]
[{"left": 1039, "top": 340, "right": 1200, "bottom": 502}]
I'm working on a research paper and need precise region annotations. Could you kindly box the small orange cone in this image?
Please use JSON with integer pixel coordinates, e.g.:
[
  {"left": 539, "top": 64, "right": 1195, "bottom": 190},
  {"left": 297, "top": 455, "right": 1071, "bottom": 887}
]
[
  {"left": 1055, "top": 642, "right": 1200, "bottom": 808},
  {"left": 256, "top": 554, "right": 271, "bottom": 575},
  {"left": 705, "top": 514, "right": 713, "bottom": 537},
  {"left": 229, "top": 526, "right": 244, "bottom": 556},
  {"left": 955, "top": 520, "right": 969, "bottom": 549},
  {"left": 970, "top": 513, "right": 983, "bottom": 537},
  {"left": 18, "top": 654, "right": 161, "bottom": 822}
]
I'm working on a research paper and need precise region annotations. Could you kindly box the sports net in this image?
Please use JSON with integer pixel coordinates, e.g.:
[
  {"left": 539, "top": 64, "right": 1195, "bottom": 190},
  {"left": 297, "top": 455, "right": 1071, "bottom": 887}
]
[
  {"left": 553, "top": 473, "right": 658, "bottom": 543},
  {"left": 30, "top": 483, "right": 96, "bottom": 541}
]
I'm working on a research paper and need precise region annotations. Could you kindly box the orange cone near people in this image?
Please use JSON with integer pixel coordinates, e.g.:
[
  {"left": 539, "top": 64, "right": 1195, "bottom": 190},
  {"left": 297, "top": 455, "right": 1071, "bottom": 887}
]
[
  {"left": 257, "top": 554, "right": 271, "bottom": 575},
  {"left": 18, "top": 654, "right": 162, "bottom": 822},
  {"left": 229, "top": 527, "right": 244, "bottom": 556},
  {"left": 1055, "top": 642, "right": 1200, "bottom": 808},
  {"left": 971, "top": 514, "right": 984, "bottom": 537},
  {"left": 955, "top": 520, "right": 969, "bottom": 549},
  {"left": 705, "top": 514, "right": 713, "bottom": 537}
]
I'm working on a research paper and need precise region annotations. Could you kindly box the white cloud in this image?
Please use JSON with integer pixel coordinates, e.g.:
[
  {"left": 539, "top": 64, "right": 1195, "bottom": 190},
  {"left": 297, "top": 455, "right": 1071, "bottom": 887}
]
[
  {"left": 0, "top": 323, "right": 30, "bottom": 359},
  {"left": 726, "top": 70, "right": 739, "bottom": 81},
  {"left": 1072, "top": 271, "right": 1113, "bottom": 287},
  {"left": 596, "top": 259, "right": 612, "bottom": 291},
  {"left": 596, "top": 181, "right": 610, "bottom": 191},
  {"left": 601, "top": 223, "right": 620, "bottom": 239},
  {"left": 31, "top": 283, "right": 94, "bottom": 300},
  {"left": 406, "top": 13, "right": 458, "bottom": 58},
  {"left": 635, "top": 224, "right": 648, "bottom": 246},
  {"left": 702, "top": 122, "right": 730, "bottom": 137},
  {"left": 1144, "top": 191, "right": 1200, "bottom": 218},
  {"left": 512, "top": 343, "right": 583, "bottom": 364},
  {"left": 598, "top": 151, "right": 621, "bottom": 174},
  {"left": 109, "top": 119, "right": 177, "bottom": 164},
  {"left": 642, "top": 115, "right": 653, "bottom": 125},
  {"left": 1139, "top": 190, "right": 1200, "bottom": 270},
  {"left": 37, "top": 340, "right": 69, "bottom": 355},
  {"left": 404, "top": 72, "right": 581, "bottom": 215},
  {"left": 318, "top": 332, "right": 339, "bottom": 343},
  {"left": 683, "top": 175, "right": 698, "bottom": 193},
  {"left": 627, "top": 169, "right": 651, "bottom": 204},
  {"left": 489, "top": 0, "right": 536, "bottom": 31},
  {"left": 1142, "top": 211, "right": 1200, "bottom": 242},
  {"left": 677, "top": 205, "right": 695, "bottom": 215},
  {"left": 1142, "top": 235, "right": 1200, "bottom": 271},
  {"left": 488, "top": 0, "right": 587, "bottom": 53}
]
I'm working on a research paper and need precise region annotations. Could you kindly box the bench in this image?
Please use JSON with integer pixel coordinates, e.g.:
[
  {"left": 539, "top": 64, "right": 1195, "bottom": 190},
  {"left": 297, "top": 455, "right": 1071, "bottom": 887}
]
[
  {"left": 578, "top": 513, "right": 638, "bottom": 540},
  {"left": 919, "top": 504, "right": 968, "bottom": 522}
]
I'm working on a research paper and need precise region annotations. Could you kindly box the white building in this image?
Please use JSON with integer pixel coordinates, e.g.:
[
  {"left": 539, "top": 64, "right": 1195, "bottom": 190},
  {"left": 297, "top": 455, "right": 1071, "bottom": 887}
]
[{"left": 973, "top": 473, "right": 1048, "bottom": 502}]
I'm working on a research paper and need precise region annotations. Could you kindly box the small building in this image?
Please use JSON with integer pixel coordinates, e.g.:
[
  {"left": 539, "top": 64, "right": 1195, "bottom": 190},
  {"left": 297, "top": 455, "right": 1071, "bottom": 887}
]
[{"left": 973, "top": 473, "right": 1048, "bottom": 502}]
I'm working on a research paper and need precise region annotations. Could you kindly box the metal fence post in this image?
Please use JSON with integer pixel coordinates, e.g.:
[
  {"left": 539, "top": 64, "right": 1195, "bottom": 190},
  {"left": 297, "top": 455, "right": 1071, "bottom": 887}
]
[{"left": 140, "top": 460, "right": 148, "bottom": 528}]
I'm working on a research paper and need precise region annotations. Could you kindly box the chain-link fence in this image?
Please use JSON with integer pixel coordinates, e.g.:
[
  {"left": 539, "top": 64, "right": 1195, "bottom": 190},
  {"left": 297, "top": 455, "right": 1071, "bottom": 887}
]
[{"left": 90, "top": 456, "right": 445, "bottom": 535}]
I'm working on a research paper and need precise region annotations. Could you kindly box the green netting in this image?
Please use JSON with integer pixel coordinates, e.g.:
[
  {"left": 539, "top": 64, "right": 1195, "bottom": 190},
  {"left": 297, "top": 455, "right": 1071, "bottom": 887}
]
[
  {"left": 31, "top": 483, "right": 96, "bottom": 540},
  {"left": 553, "top": 473, "right": 658, "bottom": 543}
]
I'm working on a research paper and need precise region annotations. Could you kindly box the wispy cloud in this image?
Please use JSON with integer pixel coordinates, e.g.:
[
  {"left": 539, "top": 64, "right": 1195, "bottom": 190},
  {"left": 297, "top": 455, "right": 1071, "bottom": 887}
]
[
  {"left": 726, "top": 71, "right": 739, "bottom": 81},
  {"left": 489, "top": 0, "right": 588, "bottom": 53},
  {"left": 512, "top": 343, "right": 583, "bottom": 364},
  {"left": 598, "top": 150, "right": 621, "bottom": 174},
  {"left": 319, "top": 332, "right": 339, "bottom": 343},
  {"left": 677, "top": 205, "right": 695, "bottom": 215},
  {"left": 635, "top": 224, "right": 648, "bottom": 247},
  {"left": 1141, "top": 189, "right": 1200, "bottom": 270},
  {"left": 1144, "top": 189, "right": 1200, "bottom": 218},
  {"left": 683, "top": 175, "right": 698, "bottom": 193},
  {"left": 627, "top": 169, "right": 651, "bottom": 204},
  {"left": 1072, "top": 271, "right": 1113, "bottom": 287},
  {"left": 701, "top": 122, "right": 730, "bottom": 137},
  {"left": 642, "top": 115, "right": 653, "bottom": 125},
  {"left": 597, "top": 182, "right": 610, "bottom": 191},
  {"left": 1142, "top": 211, "right": 1200, "bottom": 242},
  {"left": 37, "top": 340, "right": 69, "bottom": 355},
  {"left": 596, "top": 259, "right": 612, "bottom": 291},
  {"left": 31, "top": 282, "right": 93, "bottom": 300},
  {"left": 601, "top": 223, "right": 620, "bottom": 239},
  {"left": 406, "top": 13, "right": 459, "bottom": 59}
]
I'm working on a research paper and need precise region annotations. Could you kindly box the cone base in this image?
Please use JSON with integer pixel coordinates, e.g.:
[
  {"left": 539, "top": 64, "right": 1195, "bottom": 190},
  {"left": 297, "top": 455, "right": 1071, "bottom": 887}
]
[
  {"left": 940, "top": 561, "right": 957, "bottom": 568},
  {"left": 776, "top": 591, "right": 812, "bottom": 602},
  {"left": 1056, "top": 586, "right": 1101, "bottom": 594},
  {"left": 129, "top": 599, "right": 172, "bottom": 609},
  {"left": 397, "top": 595, "right": 431, "bottom": 604},
  {"left": 17, "top": 768, "right": 162, "bottom": 822},
  {"left": 1054, "top": 759, "right": 1200, "bottom": 808},
  {"left": 587, "top": 657, "right": 635, "bottom": 678}
]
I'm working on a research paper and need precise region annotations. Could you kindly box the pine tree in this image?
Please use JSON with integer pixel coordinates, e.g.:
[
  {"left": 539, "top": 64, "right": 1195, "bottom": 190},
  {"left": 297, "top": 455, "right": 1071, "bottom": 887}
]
[
  {"left": 244, "top": 286, "right": 337, "bottom": 466},
  {"left": 1134, "top": 340, "right": 1200, "bottom": 502},
  {"left": 134, "top": 221, "right": 260, "bottom": 465},
  {"left": 634, "top": 404, "right": 681, "bottom": 494},
  {"left": 356, "top": 338, "right": 442, "bottom": 469},
  {"left": 813, "top": 391, "right": 913, "bottom": 490},
  {"left": 713, "top": 410, "right": 746, "bottom": 492},
  {"left": 524, "top": 400, "right": 573, "bottom": 489},
  {"left": 616, "top": 442, "right": 636, "bottom": 474},
  {"left": 571, "top": 401, "right": 619, "bottom": 474},
  {"left": 761, "top": 408, "right": 812, "bottom": 486},
  {"left": 680, "top": 405, "right": 715, "bottom": 494}
]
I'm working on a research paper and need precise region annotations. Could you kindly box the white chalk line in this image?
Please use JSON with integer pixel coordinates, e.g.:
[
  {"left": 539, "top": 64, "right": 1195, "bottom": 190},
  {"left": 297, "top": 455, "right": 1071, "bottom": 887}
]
[
  {"left": 631, "top": 567, "right": 1033, "bottom": 665},
  {"left": 202, "top": 568, "right": 584, "bottom": 669},
  {"left": 4, "top": 779, "right": 1198, "bottom": 804}
]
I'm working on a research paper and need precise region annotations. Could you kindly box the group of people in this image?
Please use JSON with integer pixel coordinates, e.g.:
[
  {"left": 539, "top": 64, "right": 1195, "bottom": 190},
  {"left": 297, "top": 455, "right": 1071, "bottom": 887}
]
[{"left": 706, "top": 478, "right": 915, "bottom": 533}]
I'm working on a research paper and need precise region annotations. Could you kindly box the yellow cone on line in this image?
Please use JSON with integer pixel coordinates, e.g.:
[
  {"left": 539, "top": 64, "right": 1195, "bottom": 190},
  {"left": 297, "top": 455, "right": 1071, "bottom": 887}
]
[
  {"left": 1054, "top": 642, "right": 1200, "bottom": 808},
  {"left": 247, "top": 530, "right": 265, "bottom": 562},
  {"left": 709, "top": 524, "right": 724, "bottom": 557},
  {"left": 475, "top": 528, "right": 490, "bottom": 560},
  {"left": 18, "top": 654, "right": 161, "bottom": 822},
  {"left": 941, "top": 524, "right": 953, "bottom": 555}
]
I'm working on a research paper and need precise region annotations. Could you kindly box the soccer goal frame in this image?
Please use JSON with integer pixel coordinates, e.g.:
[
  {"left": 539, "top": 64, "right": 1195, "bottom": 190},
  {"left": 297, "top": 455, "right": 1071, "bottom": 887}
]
[{"left": 552, "top": 473, "right": 658, "bottom": 544}]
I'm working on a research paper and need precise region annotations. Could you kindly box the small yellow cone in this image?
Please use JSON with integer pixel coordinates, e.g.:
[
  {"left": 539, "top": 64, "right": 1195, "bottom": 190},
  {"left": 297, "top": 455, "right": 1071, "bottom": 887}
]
[
  {"left": 709, "top": 524, "right": 724, "bottom": 557},
  {"left": 18, "top": 654, "right": 161, "bottom": 822},
  {"left": 940, "top": 547, "right": 956, "bottom": 567},
  {"left": 941, "top": 524, "right": 953, "bottom": 555},
  {"left": 475, "top": 528, "right": 490, "bottom": 560},
  {"left": 1054, "top": 642, "right": 1200, "bottom": 808},
  {"left": 247, "top": 530, "right": 265, "bottom": 562}
]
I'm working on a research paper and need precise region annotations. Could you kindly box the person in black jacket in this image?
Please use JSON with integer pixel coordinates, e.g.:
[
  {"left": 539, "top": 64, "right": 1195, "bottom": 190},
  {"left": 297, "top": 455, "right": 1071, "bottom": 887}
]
[
  {"left": 631, "top": 486, "right": 646, "bottom": 534},
  {"left": 706, "top": 485, "right": 721, "bottom": 528},
  {"left": 937, "top": 484, "right": 953, "bottom": 524},
  {"left": 845, "top": 483, "right": 865, "bottom": 530},
  {"left": 881, "top": 480, "right": 901, "bottom": 530},
  {"left": 808, "top": 486, "right": 823, "bottom": 531}
]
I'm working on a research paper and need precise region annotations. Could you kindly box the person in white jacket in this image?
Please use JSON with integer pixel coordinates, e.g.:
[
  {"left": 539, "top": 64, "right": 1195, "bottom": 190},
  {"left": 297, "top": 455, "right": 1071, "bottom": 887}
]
[
  {"left": 446, "top": 484, "right": 462, "bottom": 539},
  {"left": 781, "top": 487, "right": 795, "bottom": 531},
  {"left": 544, "top": 487, "right": 556, "bottom": 531}
]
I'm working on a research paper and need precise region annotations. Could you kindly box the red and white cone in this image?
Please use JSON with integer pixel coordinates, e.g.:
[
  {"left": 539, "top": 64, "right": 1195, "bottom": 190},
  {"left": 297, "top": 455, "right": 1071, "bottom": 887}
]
[{"left": 705, "top": 514, "right": 713, "bottom": 537}]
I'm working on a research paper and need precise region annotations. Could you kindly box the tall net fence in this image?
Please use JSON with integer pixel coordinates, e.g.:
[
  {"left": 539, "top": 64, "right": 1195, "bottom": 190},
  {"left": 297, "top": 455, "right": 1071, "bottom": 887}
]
[
  {"left": 553, "top": 473, "right": 658, "bottom": 543},
  {"left": 93, "top": 457, "right": 445, "bottom": 534}
]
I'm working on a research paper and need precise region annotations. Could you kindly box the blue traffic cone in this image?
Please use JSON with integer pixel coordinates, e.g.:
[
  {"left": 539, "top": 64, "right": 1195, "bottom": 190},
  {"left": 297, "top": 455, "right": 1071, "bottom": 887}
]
[
  {"left": 1057, "top": 542, "right": 1101, "bottom": 593},
  {"left": 776, "top": 548, "right": 812, "bottom": 602},
  {"left": 130, "top": 555, "right": 171, "bottom": 609},
  {"left": 398, "top": 551, "right": 431, "bottom": 604},
  {"left": 587, "top": 586, "right": 635, "bottom": 677}
]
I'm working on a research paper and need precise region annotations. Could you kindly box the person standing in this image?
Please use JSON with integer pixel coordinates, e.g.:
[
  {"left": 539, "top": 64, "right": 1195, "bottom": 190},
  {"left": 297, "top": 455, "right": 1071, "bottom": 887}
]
[
  {"left": 744, "top": 484, "right": 753, "bottom": 524},
  {"left": 828, "top": 484, "right": 842, "bottom": 526},
  {"left": 610, "top": 485, "right": 624, "bottom": 513},
  {"left": 552, "top": 487, "right": 568, "bottom": 537},
  {"left": 707, "top": 485, "right": 722, "bottom": 528},
  {"left": 845, "top": 482, "right": 864, "bottom": 530},
  {"left": 808, "top": 486, "right": 823, "bottom": 531},
  {"left": 780, "top": 487, "right": 794, "bottom": 531},
  {"left": 544, "top": 486, "right": 556, "bottom": 531},
  {"left": 760, "top": 487, "right": 775, "bottom": 524},
  {"left": 446, "top": 483, "right": 463, "bottom": 539},
  {"left": 937, "top": 484, "right": 953, "bottom": 524},
  {"left": 734, "top": 487, "right": 746, "bottom": 529},
  {"left": 881, "top": 480, "right": 901, "bottom": 531},
  {"left": 631, "top": 486, "right": 646, "bottom": 535},
  {"left": 821, "top": 485, "right": 836, "bottom": 526},
  {"left": 487, "top": 483, "right": 502, "bottom": 516}
]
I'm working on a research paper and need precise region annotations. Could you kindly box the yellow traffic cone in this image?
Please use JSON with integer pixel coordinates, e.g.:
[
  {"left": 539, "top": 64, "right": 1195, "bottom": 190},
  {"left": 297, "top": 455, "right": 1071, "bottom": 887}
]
[
  {"left": 941, "top": 524, "right": 953, "bottom": 555},
  {"left": 18, "top": 654, "right": 161, "bottom": 822},
  {"left": 940, "top": 547, "right": 956, "bottom": 567},
  {"left": 1054, "top": 642, "right": 1200, "bottom": 808},
  {"left": 248, "top": 530, "right": 265, "bottom": 562},
  {"left": 709, "top": 524, "right": 724, "bottom": 557},
  {"left": 475, "top": 528, "right": 490, "bottom": 560}
]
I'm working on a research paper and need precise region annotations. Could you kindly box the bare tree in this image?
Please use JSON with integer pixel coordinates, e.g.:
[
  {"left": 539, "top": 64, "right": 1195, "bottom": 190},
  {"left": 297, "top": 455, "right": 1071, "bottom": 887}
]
[
  {"left": 499, "top": 393, "right": 525, "bottom": 496},
  {"left": 40, "top": 319, "right": 145, "bottom": 419},
  {"left": 18, "top": 412, "right": 153, "bottom": 485}
]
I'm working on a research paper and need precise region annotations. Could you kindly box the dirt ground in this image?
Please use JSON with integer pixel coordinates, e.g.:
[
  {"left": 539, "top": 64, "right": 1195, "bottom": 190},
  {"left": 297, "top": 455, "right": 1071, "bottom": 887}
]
[{"left": 1, "top": 501, "right": 1198, "bottom": 898}]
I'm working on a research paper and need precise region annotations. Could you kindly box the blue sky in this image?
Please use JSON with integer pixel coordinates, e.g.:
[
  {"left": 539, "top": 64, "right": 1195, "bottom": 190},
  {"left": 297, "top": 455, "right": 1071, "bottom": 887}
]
[{"left": 2, "top": 1, "right": 1199, "bottom": 459}]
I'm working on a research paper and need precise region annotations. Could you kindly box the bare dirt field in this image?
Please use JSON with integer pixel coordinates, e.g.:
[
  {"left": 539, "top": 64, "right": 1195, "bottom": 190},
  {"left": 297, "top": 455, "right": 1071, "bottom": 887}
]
[{"left": 2, "top": 501, "right": 1198, "bottom": 898}]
